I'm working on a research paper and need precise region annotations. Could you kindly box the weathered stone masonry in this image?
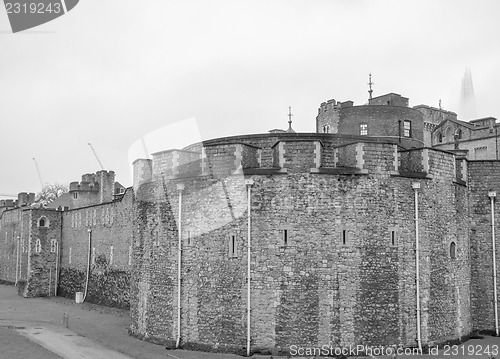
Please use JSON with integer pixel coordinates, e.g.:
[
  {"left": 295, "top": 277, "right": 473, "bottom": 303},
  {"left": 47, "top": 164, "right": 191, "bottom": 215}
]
[
  {"left": 2, "top": 91, "right": 500, "bottom": 356},
  {"left": 0, "top": 183, "right": 134, "bottom": 309},
  {"left": 57, "top": 189, "right": 133, "bottom": 308},
  {"left": 129, "top": 131, "right": 482, "bottom": 355}
]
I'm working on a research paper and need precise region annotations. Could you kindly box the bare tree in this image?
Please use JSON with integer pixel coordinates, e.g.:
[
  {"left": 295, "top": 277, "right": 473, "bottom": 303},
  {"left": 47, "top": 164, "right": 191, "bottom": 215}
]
[{"left": 35, "top": 183, "right": 68, "bottom": 206}]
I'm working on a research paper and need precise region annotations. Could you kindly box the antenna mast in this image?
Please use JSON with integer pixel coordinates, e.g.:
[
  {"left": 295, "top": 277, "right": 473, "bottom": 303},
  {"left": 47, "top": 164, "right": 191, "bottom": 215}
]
[{"left": 88, "top": 143, "right": 105, "bottom": 170}]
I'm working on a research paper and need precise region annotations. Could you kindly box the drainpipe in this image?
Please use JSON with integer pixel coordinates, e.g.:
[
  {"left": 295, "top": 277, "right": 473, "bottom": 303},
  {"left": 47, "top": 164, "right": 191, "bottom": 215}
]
[
  {"left": 489, "top": 191, "right": 499, "bottom": 336},
  {"left": 495, "top": 126, "right": 498, "bottom": 160},
  {"left": 55, "top": 241, "right": 59, "bottom": 296},
  {"left": 176, "top": 184, "right": 185, "bottom": 349},
  {"left": 15, "top": 235, "right": 20, "bottom": 286},
  {"left": 412, "top": 182, "right": 423, "bottom": 353},
  {"left": 246, "top": 179, "right": 254, "bottom": 357},
  {"left": 398, "top": 120, "right": 402, "bottom": 143},
  {"left": 83, "top": 229, "right": 92, "bottom": 302}
]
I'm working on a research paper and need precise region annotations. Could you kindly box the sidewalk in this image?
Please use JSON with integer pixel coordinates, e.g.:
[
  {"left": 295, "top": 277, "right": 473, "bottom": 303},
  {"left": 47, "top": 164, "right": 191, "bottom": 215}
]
[
  {"left": 0, "top": 284, "right": 254, "bottom": 359},
  {"left": 2, "top": 283, "right": 500, "bottom": 359}
]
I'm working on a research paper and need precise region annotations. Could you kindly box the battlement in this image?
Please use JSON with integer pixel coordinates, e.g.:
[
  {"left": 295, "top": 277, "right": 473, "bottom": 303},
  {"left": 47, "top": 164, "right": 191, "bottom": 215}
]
[
  {"left": 69, "top": 171, "right": 115, "bottom": 192},
  {"left": 147, "top": 143, "right": 262, "bottom": 181},
  {"left": 0, "top": 192, "right": 35, "bottom": 208},
  {"left": 0, "top": 199, "right": 16, "bottom": 208},
  {"left": 17, "top": 192, "right": 35, "bottom": 206},
  {"left": 133, "top": 133, "right": 464, "bottom": 188},
  {"left": 69, "top": 181, "right": 99, "bottom": 192},
  {"left": 272, "top": 139, "right": 321, "bottom": 172},
  {"left": 67, "top": 170, "right": 116, "bottom": 208},
  {"left": 318, "top": 99, "right": 353, "bottom": 114},
  {"left": 399, "top": 147, "right": 459, "bottom": 181},
  {"left": 413, "top": 105, "right": 458, "bottom": 129}
]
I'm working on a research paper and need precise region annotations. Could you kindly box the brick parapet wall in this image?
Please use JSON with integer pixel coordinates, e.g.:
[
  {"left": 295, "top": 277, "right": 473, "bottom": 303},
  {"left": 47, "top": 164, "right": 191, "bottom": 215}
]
[
  {"left": 138, "top": 138, "right": 462, "bottom": 184},
  {"left": 398, "top": 148, "right": 459, "bottom": 182},
  {"left": 150, "top": 145, "right": 261, "bottom": 183},
  {"left": 273, "top": 140, "right": 321, "bottom": 172},
  {"left": 361, "top": 143, "right": 398, "bottom": 173},
  {"left": 195, "top": 133, "right": 427, "bottom": 172},
  {"left": 334, "top": 143, "right": 358, "bottom": 168}
]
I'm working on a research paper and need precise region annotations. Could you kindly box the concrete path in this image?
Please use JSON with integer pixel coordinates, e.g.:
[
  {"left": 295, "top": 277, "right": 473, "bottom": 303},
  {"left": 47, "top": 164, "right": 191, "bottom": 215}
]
[
  {"left": 0, "top": 284, "right": 246, "bottom": 359},
  {"left": 16, "top": 326, "right": 134, "bottom": 359},
  {"left": 3, "top": 283, "right": 500, "bottom": 359},
  {"left": 0, "top": 326, "right": 63, "bottom": 359}
]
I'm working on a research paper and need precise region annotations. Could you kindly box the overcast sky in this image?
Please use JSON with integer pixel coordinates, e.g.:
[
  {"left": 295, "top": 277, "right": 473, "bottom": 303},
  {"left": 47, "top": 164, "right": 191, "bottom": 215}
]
[{"left": 1, "top": 0, "right": 500, "bottom": 196}]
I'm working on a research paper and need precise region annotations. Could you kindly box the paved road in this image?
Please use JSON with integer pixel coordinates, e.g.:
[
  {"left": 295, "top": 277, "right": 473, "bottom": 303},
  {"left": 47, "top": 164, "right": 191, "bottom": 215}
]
[
  {"left": 0, "top": 326, "right": 63, "bottom": 359},
  {"left": 0, "top": 284, "right": 246, "bottom": 359},
  {"left": 3, "top": 283, "right": 500, "bottom": 359}
]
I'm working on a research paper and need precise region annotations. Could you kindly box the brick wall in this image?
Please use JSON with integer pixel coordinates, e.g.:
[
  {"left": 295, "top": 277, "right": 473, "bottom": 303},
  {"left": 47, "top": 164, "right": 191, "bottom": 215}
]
[{"left": 338, "top": 106, "right": 424, "bottom": 146}]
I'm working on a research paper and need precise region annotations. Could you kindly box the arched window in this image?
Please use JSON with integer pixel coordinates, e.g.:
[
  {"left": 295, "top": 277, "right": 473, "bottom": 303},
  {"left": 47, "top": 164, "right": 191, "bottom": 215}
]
[
  {"left": 450, "top": 242, "right": 457, "bottom": 259},
  {"left": 438, "top": 133, "right": 443, "bottom": 143},
  {"left": 456, "top": 129, "right": 462, "bottom": 139},
  {"left": 38, "top": 216, "right": 49, "bottom": 228}
]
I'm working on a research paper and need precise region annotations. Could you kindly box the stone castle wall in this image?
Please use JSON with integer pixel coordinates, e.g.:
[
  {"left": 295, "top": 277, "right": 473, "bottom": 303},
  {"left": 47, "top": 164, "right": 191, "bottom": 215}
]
[
  {"left": 468, "top": 161, "right": 500, "bottom": 331},
  {"left": 57, "top": 189, "right": 133, "bottom": 308},
  {"left": 0, "top": 208, "right": 25, "bottom": 284},
  {"left": 130, "top": 134, "right": 474, "bottom": 354},
  {"left": 0, "top": 187, "right": 134, "bottom": 308},
  {"left": 1, "top": 128, "right": 499, "bottom": 356},
  {"left": 24, "top": 209, "right": 62, "bottom": 297}
]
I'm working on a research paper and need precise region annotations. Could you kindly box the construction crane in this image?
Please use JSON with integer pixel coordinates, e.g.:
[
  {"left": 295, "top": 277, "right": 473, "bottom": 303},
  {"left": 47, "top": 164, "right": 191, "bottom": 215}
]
[
  {"left": 32, "top": 157, "right": 44, "bottom": 189},
  {"left": 88, "top": 142, "right": 104, "bottom": 170}
]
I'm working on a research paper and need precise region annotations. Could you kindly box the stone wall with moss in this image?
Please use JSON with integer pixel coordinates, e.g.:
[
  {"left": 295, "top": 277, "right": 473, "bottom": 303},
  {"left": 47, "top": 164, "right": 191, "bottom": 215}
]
[{"left": 58, "top": 266, "right": 130, "bottom": 309}]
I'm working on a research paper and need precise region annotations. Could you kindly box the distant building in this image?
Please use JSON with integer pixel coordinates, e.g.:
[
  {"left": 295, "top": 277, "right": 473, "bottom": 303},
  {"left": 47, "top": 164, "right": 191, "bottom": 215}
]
[{"left": 432, "top": 116, "right": 500, "bottom": 160}]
